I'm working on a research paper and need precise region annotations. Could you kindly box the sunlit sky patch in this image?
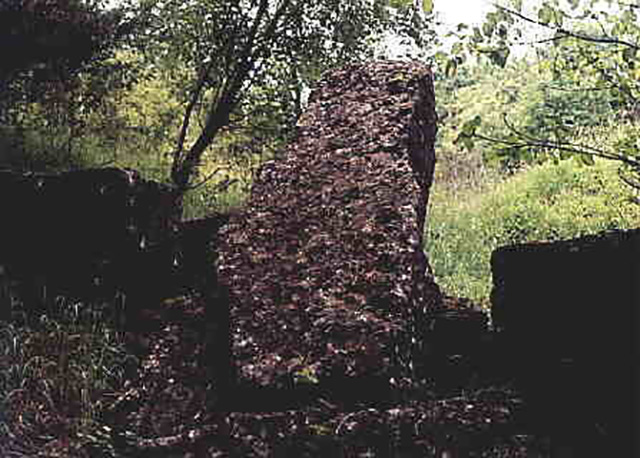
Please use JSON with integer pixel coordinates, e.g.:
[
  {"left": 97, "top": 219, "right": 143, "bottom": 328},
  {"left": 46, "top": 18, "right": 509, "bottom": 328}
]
[{"left": 434, "top": 0, "right": 493, "bottom": 28}]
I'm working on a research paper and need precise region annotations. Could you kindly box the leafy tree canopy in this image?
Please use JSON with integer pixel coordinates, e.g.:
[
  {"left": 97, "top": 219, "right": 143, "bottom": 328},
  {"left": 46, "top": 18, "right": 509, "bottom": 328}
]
[
  {"left": 119, "top": 0, "right": 439, "bottom": 198},
  {"left": 0, "top": 0, "right": 143, "bottom": 172},
  {"left": 448, "top": 0, "right": 640, "bottom": 188},
  {"left": 0, "top": 0, "right": 135, "bottom": 116}
]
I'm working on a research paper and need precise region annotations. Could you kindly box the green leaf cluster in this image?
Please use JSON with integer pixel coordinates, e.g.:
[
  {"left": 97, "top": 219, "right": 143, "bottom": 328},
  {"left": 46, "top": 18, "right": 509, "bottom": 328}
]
[
  {"left": 445, "top": 0, "right": 640, "bottom": 173},
  {"left": 437, "top": 51, "right": 624, "bottom": 175},
  {"left": 116, "top": 0, "right": 440, "bottom": 196},
  {"left": 0, "top": 1, "right": 140, "bottom": 173}
]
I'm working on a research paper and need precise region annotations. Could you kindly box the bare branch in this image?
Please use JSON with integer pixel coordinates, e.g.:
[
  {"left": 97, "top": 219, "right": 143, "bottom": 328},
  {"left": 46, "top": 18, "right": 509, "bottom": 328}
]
[
  {"left": 472, "top": 130, "right": 640, "bottom": 169},
  {"left": 494, "top": 4, "right": 640, "bottom": 50},
  {"left": 513, "top": 33, "right": 570, "bottom": 46}
]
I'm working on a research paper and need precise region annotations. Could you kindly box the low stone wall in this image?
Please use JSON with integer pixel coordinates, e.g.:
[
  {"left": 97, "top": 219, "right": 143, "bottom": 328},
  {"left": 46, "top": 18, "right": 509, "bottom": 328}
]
[
  {"left": 491, "top": 229, "right": 638, "bottom": 359},
  {"left": 217, "top": 60, "right": 443, "bottom": 399},
  {"left": 0, "top": 167, "right": 178, "bottom": 323},
  {"left": 490, "top": 229, "right": 639, "bottom": 454}
]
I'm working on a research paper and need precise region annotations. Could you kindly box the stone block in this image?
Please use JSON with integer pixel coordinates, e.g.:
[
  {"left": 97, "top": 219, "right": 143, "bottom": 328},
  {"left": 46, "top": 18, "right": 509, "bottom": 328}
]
[
  {"left": 490, "top": 229, "right": 640, "bottom": 450},
  {"left": 0, "top": 167, "right": 178, "bottom": 322},
  {"left": 491, "top": 229, "right": 639, "bottom": 361},
  {"left": 217, "top": 61, "right": 442, "bottom": 397}
]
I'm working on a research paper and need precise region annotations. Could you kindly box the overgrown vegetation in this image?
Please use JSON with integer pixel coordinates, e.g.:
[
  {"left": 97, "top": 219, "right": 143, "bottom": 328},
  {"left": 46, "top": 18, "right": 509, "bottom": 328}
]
[
  {"left": 428, "top": 156, "right": 640, "bottom": 303},
  {"left": 2, "top": 0, "right": 640, "bottom": 454},
  {"left": 0, "top": 304, "right": 136, "bottom": 457},
  {"left": 429, "top": 53, "right": 640, "bottom": 303}
]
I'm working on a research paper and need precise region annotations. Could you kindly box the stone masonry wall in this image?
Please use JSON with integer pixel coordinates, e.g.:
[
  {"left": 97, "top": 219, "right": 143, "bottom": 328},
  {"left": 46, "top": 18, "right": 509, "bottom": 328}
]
[
  {"left": 0, "top": 167, "right": 179, "bottom": 324},
  {"left": 217, "top": 60, "right": 442, "bottom": 394},
  {"left": 490, "top": 229, "right": 639, "bottom": 455}
]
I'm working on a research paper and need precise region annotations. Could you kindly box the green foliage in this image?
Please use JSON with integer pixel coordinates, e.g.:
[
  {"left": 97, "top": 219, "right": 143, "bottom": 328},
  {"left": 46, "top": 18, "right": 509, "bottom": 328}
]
[
  {"left": 1, "top": 0, "right": 439, "bottom": 215},
  {"left": 454, "top": 114, "right": 482, "bottom": 152},
  {"left": 0, "top": 0, "right": 132, "bottom": 103},
  {"left": 427, "top": 156, "right": 640, "bottom": 303},
  {"left": 120, "top": 0, "right": 439, "bottom": 196},
  {"left": 525, "top": 77, "right": 615, "bottom": 134},
  {"left": 388, "top": 0, "right": 433, "bottom": 15},
  {"left": 436, "top": 55, "right": 625, "bottom": 175},
  {"left": 437, "top": 60, "right": 536, "bottom": 172},
  {"left": 0, "top": 0, "right": 138, "bottom": 169},
  {"left": 444, "top": 0, "right": 640, "bottom": 184},
  {"left": 537, "top": 2, "right": 565, "bottom": 27}
]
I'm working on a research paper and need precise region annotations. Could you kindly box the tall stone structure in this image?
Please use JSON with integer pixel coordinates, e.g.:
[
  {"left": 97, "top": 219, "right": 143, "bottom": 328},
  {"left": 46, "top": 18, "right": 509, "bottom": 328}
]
[{"left": 217, "top": 61, "right": 442, "bottom": 396}]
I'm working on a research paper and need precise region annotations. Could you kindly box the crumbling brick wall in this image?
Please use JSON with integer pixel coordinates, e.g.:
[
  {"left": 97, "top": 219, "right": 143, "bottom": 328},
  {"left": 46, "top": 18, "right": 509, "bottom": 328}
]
[{"left": 217, "top": 60, "right": 442, "bottom": 395}]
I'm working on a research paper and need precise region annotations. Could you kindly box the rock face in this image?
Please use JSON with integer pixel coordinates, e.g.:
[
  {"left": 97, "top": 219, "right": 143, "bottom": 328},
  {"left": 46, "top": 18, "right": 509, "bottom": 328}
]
[
  {"left": 217, "top": 61, "right": 442, "bottom": 393},
  {"left": 490, "top": 229, "right": 639, "bottom": 454}
]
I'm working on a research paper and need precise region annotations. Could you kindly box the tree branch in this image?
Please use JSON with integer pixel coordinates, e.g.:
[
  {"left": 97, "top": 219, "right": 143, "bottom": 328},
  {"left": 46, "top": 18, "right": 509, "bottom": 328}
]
[
  {"left": 472, "top": 130, "right": 640, "bottom": 170},
  {"left": 494, "top": 4, "right": 640, "bottom": 50},
  {"left": 176, "top": 0, "right": 296, "bottom": 193},
  {"left": 513, "top": 33, "right": 570, "bottom": 47},
  {"left": 500, "top": 114, "right": 538, "bottom": 143},
  {"left": 172, "top": 58, "right": 216, "bottom": 180},
  {"left": 172, "top": 0, "right": 271, "bottom": 192},
  {"left": 618, "top": 166, "right": 640, "bottom": 190},
  {"left": 248, "top": 0, "right": 294, "bottom": 86}
]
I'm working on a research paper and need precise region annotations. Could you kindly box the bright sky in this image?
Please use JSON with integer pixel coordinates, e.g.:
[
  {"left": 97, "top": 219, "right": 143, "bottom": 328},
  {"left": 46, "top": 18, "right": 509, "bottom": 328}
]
[
  {"left": 434, "top": 0, "right": 494, "bottom": 28},
  {"left": 429, "top": 0, "right": 552, "bottom": 59}
]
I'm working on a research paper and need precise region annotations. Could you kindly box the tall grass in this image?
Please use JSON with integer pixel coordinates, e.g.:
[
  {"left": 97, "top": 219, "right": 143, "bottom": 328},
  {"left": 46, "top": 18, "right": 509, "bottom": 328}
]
[
  {"left": 0, "top": 302, "right": 137, "bottom": 457},
  {"left": 426, "top": 157, "right": 640, "bottom": 305}
]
